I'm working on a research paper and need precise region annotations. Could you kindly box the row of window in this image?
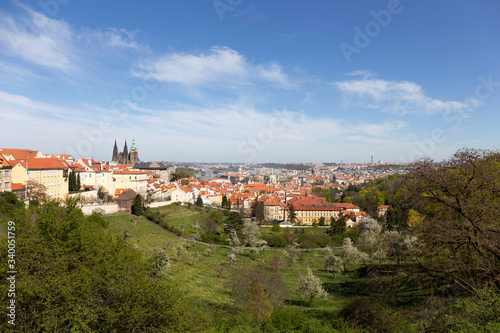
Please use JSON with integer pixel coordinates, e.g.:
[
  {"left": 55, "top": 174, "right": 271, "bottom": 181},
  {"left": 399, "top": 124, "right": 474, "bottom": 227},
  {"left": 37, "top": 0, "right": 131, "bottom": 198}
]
[
  {"left": 28, "top": 170, "right": 62, "bottom": 178},
  {"left": 49, "top": 190, "right": 60, "bottom": 196},
  {"left": 1, "top": 170, "right": 10, "bottom": 177},
  {"left": 43, "top": 181, "right": 60, "bottom": 187},
  {"left": 1, "top": 182, "right": 10, "bottom": 189}
]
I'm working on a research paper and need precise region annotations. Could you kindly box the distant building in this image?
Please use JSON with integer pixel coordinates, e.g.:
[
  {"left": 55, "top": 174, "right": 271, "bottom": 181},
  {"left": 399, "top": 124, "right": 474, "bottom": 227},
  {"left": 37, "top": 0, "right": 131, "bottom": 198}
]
[
  {"left": 116, "top": 189, "right": 136, "bottom": 214},
  {"left": 112, "top": 139, "right": 139, "bottom": 164}
]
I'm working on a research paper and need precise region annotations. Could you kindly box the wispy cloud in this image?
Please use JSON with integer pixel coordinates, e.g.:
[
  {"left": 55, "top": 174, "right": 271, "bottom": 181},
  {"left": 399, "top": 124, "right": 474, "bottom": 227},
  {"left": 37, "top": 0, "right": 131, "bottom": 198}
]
[
  {"left": 0, "top": 8, "right": 76, "bottom": 73},
  {"left": 131, "top": 46, "right": 298, "bottom": 90},
  {"left": 335, "top": 76, "right": 480, "bottom": 115}
]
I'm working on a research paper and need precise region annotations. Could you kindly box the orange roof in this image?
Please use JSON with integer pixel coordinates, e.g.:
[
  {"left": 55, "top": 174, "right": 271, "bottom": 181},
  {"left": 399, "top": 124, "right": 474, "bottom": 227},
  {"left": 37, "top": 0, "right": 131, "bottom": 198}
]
[
  {"left": 12, "top": 158, "right": 69, "bottom": 170},
  {"left": 11, "top": 183, "right": 25, "bottom": 191},
  {"left": 0, "top": 153, "right": 12, "bottom": 168},
  {"left": 115, "top": 188, "right": 133, "bottom": 196},
  {"left": 0, "top": 148, "right": 40, "bottom": 160}
]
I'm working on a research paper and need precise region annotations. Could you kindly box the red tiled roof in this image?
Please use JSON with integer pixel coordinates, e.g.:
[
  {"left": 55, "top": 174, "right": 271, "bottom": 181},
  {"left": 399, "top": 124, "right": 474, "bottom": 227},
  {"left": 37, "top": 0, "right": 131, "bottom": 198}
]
[
  {"left": 0, "top": 153, "right": 12, "bottom": 168},
  {"left": 11, "top": 158, "right": 69, "bottom": 170},
  {"left": 11, "top": 183, "right": 25, "bottom": 191},
  {"left": 0, "top": 148, "right": 40, "bottom": 160}
]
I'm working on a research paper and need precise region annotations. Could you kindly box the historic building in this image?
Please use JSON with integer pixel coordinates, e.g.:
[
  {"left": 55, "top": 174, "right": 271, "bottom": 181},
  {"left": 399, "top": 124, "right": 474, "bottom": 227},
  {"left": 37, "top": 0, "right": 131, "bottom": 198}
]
[{"left": 112, "top": 139, "right": 139, "bottom": 164}]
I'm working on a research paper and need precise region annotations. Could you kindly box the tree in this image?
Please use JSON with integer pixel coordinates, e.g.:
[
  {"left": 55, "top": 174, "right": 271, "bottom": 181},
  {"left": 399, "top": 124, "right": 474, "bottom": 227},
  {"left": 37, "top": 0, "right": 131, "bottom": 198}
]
[
  {"left": 251, "top": 201, "right": 265, "bottom": 224},
  {"left": 297, "top": 267, "right": 328, "bottom": 305},
  {"left": 318, "top": 216, "right": 325, "bottom": 226},
  {"left": 131, "top": 194, "right": 144, "bottom": 215},
  {"left": 245, "top": 282, "right": 273, "bottom": 323},
  {"left": 409, "top": 149, "right": 500, "bottom": 290},
  {"left": 229, "top": 260, "right": 288, "bottom": 321},
  {"left": 204, "top": 244, "right": 216, "bottom": 257},
  {"left": 196, "top": 194, "right": 203, "bottom": 207},
  {"left": 358, "top": 217, "right": 383, "bottom": 235},
  {"left": 385, "top": 203, "right": 409, "bottom": 231},
  {"left": 76, "top": 173, "right": 81, "bottom": 190},
  {"left": 174, "top": 244, "right": 187, "bottom": 262},
  {"left": 340, "top": 237, "right": 369, "bottom": 271},
  {"left": 283, "top": 240, "right": 300, "bottom": 267},
  {"left": 68, "top": 170, "right": 76, "bottom": 191},
  {"left": 242, "top": 221, "right": 268, "bottom": 259},
  {"left": 227, "top": 229, "right": 241, "bottom": 250},
  {"left": 26, "top": 180, "right": 47, "bottom": 201},
  {"left": 149, "top": 248, "right": 171, "bottom": 276},
  {"left": 221, "top": 195, "right": 228, "bottom": 209},
  {"left": 288, "top": 204, "right": 297, "bottom": 224},
  {"left": 381, "top": 231, "right": 417, "bottom": 265},
  {"left": 324, "top": 246, "right": 344, "bottom": 277},
  {"left": 224, "top": 211, "right": 244, "bottom": 234}
]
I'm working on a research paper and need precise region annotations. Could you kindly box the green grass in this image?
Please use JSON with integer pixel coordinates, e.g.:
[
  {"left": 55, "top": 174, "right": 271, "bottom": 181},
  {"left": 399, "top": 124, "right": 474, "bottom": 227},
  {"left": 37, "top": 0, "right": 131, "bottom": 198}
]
[{"left": 104, "top": 211, "right": 184, "bottom": 254}]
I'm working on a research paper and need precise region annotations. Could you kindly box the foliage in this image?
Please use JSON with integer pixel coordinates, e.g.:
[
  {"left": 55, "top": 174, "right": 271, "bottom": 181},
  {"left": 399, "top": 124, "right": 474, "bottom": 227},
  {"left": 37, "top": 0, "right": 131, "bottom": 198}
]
[
  {"left": 324, "top": 246, "right": 344, "bottom": 277},
  {"left": 224, "top": 211, "right": 244, "bottom": 233},
  {"left": 196, "top": 194, "right": 203, "bottom": 207},
  {"left": 288, "top": 204, "right": 297, "bottom": 224},
  {"left": 148, "top": 247, "right": 171, "bottom": 276},
  {"left": 408, "top": 149, "right": 500, "bottom": 290},
  {"left": 297, "top": 267, "right": 328, "bottom": 305},
  {"left": 340, "top": 237, "right": 369, "bottom": 271},
  {"left": 251, "top": 201, "right": 265, "bottom": 223},
  {"left": 242, "top": 220, "right": 268, "bottom": 259},
  {"left": 0, "top": 197, "right": 208, "bottom": 332},
  {"left": 283, "top": 240, "right": 300, "bottom": 267},
  {"left": 131, "top": 193, "right": 144, "bottom": 215}
]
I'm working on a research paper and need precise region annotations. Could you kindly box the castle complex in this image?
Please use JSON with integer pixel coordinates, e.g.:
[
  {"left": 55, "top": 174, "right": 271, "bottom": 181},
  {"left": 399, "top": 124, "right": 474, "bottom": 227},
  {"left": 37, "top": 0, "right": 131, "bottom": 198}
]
[{"left": 112, "top": 139, "right": 139, "bottom": 164}]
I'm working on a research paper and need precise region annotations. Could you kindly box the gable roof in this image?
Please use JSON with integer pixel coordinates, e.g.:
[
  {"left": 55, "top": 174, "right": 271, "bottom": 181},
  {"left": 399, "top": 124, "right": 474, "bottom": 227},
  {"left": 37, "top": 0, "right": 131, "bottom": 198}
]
[
  {"left": 11, "top": 158, "right": 69, "bottom": 170},
  {"left": 117, "top": 189, "right": 136, "bottom": 201}
]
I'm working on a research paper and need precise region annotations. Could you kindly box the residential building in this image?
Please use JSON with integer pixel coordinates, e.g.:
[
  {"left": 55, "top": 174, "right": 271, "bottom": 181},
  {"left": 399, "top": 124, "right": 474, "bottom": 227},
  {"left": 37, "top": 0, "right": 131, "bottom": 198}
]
[
  {"left": 10, "top": 158, "right": 69, "bottom": 201},
  {"left": 0, "top": 153, "right": 12, "bottom": 192}
]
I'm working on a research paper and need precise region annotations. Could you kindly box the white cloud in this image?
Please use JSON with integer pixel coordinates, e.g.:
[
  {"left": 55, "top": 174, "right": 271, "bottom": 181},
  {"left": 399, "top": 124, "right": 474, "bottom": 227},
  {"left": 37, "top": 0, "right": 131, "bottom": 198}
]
[
  {"left": 0, "top": 9, "right": 75, "bottom": 72},
  {"left": 335, "top": 77, "right": 481, "bottom": 115},
  {"left": 132, "top": 46, "right": 297, "bottom": 90}
]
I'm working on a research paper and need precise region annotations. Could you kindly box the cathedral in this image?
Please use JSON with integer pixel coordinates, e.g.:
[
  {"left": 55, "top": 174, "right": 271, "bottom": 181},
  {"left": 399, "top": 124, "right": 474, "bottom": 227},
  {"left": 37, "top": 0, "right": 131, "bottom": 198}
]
[{"left": 112, "top": 139, "right": 139, "bottom": 164}]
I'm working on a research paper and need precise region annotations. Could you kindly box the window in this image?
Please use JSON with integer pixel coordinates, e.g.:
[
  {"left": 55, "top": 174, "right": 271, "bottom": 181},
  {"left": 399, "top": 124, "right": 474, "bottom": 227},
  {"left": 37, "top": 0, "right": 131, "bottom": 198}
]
[
  {"left": 43, "top": 171, "right": 46, "bottom": 177},
  {"left": 28, "top": 171, "right": 31, "bottom": 178},
  {"left": 58, "top": 181, "right": 60, "bottom": 186},
  {"left": 4, "top": 182, "right": 9, "bottom": 188},
  {"left": 36, "top": 171, "right": 39, "bottom": 177},
  {"left": 4, "top": 171, "right": 9, "bottom": 177}
]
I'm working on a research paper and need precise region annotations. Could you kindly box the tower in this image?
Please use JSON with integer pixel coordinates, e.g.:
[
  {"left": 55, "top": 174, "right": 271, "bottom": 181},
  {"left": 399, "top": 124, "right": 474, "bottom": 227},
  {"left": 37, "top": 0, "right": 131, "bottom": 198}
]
[
  {"left": 129, "top": 139, "right": 139, "bottom": 164},
  {"left": 112, "top": 140, "right": 119, "bottom": 162},
  {"left": 123, "top": 140, "right": 129, "bottom": 164},
  {"left": 371, "top": 152, "right": 374, "bottom": 164}
]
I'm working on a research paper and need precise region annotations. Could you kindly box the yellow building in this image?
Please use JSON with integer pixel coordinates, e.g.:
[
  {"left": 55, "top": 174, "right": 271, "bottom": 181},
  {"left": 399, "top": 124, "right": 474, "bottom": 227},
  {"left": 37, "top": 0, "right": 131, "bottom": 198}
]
[{"left": 11, "top": 158, "right": 69, "bottom": 201}]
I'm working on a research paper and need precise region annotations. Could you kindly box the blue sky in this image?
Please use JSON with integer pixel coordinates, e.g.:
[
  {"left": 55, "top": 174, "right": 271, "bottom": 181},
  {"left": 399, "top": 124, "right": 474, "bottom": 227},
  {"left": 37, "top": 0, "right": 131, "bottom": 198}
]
[{"left": 1, "top": 0, "right": 499, "bottom": 163}]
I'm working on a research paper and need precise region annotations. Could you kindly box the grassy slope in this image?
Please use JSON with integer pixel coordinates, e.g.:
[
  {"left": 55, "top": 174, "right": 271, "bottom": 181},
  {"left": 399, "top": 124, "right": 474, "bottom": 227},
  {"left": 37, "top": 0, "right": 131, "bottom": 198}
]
[{"left": 102, "top": 208, "right": 351, "bottom": 317}]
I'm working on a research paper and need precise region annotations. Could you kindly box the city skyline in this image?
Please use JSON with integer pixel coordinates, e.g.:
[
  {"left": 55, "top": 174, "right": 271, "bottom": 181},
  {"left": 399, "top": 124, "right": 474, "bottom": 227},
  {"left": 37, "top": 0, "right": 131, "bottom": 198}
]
[{"left": 1, "top": 1, "right": 499, "bottom": 163}]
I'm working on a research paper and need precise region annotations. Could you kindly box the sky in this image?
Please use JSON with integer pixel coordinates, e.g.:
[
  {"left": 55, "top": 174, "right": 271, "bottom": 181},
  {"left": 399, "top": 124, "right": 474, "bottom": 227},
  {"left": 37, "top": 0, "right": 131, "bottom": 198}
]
[{"left": 1, "top": 0, "right": 499, "bottom": 163}]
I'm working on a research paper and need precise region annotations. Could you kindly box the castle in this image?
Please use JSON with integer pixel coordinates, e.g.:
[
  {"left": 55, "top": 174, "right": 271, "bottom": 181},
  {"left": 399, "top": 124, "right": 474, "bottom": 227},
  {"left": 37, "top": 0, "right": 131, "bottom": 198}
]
[{"left": 112, "top": 139, "right": 139, "bottom": 164}]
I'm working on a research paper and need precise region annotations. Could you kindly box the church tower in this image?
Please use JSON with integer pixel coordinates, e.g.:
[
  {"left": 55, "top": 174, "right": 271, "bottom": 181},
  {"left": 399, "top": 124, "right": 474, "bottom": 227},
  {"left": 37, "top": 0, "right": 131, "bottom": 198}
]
[
  {"left": 129, "top": 139, "right": 139, "bottom": 164},
  {"left": 112, "top": 140, "right": 119, "bottom": 162},
  {"left": 122, "top": 140, "right": 129, "bottom": 164}
]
